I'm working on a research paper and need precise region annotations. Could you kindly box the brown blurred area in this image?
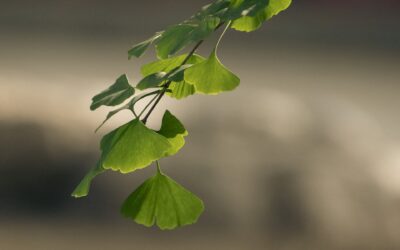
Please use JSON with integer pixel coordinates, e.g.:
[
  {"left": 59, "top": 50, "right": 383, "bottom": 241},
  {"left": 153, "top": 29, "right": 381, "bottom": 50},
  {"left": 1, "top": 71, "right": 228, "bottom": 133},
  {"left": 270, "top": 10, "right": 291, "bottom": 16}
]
[{"left": 1, "top": 0, "right": 400, "bottom": 249}]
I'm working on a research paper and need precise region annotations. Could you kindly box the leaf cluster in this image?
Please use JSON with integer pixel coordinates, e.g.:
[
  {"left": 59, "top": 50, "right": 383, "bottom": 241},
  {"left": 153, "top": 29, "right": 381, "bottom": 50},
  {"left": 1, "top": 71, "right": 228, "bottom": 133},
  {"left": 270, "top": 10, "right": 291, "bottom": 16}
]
[{"left": 72, "top": 0, "right": 291, "bottom": 230}]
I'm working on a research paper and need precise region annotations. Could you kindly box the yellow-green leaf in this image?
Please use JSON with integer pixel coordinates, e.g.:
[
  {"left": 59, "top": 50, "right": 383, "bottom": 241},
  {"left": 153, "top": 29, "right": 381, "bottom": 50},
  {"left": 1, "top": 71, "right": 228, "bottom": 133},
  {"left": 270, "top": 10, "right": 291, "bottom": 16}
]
[
  {"left": 157, "top": 110, "right": 188, "bottom": 157},
  {"left": 231, "top": 0, "right": 292, "bottom": 32},
  {"left": 102, "top": 119, "right": 172, "bottom": 173},
  {"left": 184, "top": 49, "right": 240, "bottom": 94},
  {"left": 141, "top": 54, "right": 205, "bottom": 77},
  {"left": 167, "top": 81, "right": 196, "bottom": 100}
]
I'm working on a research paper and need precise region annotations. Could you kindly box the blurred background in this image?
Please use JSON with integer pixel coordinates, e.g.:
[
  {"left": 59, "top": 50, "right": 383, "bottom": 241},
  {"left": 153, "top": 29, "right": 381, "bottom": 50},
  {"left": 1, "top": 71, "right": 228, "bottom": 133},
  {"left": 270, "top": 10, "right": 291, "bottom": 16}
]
[{"left": 1, "top": 0, "right": 400, "bottom": 249}]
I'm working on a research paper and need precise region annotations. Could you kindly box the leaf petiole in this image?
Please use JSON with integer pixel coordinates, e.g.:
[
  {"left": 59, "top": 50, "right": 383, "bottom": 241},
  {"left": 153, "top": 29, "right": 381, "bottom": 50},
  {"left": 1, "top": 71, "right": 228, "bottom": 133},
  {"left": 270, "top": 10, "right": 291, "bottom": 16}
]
[
  {"left": 215, "top": 21, "right": 231, "bottom": 51},
  {"left": 156, "top": 161, "right": 162, "bottom": 174}
]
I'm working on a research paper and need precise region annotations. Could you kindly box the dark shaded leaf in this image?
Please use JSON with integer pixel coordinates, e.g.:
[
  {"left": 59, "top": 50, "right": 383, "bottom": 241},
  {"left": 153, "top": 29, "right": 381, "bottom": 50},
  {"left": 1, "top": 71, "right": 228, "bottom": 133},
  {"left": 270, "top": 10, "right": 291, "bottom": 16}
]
[
  {"left": 128, "top": 33, "right": 162, "bottom": 59},
  {"left": 155, "top": 16, "right": 220, "bottom": 59},
  {"left": 136, "top": 72, "right": 168, "bottom": 90},
  {"left": 90, "top": 74, "right": 134, "bottom": 111}
]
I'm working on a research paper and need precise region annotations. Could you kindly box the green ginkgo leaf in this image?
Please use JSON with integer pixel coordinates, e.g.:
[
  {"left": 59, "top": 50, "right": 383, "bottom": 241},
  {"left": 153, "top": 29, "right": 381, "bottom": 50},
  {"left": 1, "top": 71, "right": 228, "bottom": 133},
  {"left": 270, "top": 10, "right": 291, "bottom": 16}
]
[
  {"left": 224, "top": 0, "right": 269, "bottom": 20},
  {"left": 167, "top": 81, "right": 196, "bottom": 99},
  {"left": 121, "top": 168, "right": 204, "bottom": 230},
  {"left": 184, "top": 49, "right": 240, "bottom": 94},
  {"left": 167, "top": 64, "right": 194, "bottom": 82},
  {"left": 90, "top": 74, "right": 135, "bottom": 111},
  {"left": 102, "top": 119, "right": 172, "bottom": 173},
  {"left": 231, "top": 14, "right": 265, "bottom": 32},
  {"left": 157, "top": 110, "right": 188, "bottom": 157},
  {"left": 141, "top": 54, "right": 205, "bottom": 99},
  {"left": 141, "top": 54, "right": 205, "bottom": 77},
  {"left": 155, "top": 25, "right": 195, "bottom": 59},
  {"left": 193, "top": 0, "right": 230, "bottom": 20},
  {"left": 136, "top": 72, "right": 167, "bottom": 90},
  {"left": 71, "top": 161, "right": 105, "bottom": 198},
  {"left": 263, "top": 0, "right": 292, "bottom": 20},
  {"left": 231, "top": 0, "right": 292, "bottom": 32},
  {"left": 128, "top": 33, "right": 162, "bottom": 59},
  {"left": 71, "top": 123, "right": 132, "bottom": 197},
  {"left": 155, "top": 16, "right": 220, "bottom": 59}
]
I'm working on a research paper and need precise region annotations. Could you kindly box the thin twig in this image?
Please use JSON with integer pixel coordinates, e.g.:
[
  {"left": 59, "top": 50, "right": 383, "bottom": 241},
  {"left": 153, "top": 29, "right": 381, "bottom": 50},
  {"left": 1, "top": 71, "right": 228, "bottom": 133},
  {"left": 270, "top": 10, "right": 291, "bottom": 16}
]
[{"left": 138, "top": 92, "right": 162, "bottom": 118}]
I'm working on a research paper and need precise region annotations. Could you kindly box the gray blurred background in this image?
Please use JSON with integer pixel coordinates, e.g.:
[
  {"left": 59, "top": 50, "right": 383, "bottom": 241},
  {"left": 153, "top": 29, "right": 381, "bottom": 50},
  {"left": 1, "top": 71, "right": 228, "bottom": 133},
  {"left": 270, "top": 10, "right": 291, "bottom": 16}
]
[{"left": 1, "top": 0, "right": 400, "bottom": 249}]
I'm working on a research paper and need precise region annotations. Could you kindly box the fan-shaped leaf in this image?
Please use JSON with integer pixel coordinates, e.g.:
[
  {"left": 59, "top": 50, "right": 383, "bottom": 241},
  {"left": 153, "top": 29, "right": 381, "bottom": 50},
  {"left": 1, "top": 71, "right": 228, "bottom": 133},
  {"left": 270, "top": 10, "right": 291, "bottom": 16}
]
[
  {"left": 121, "top": 170, "right": 204, "bottom": 230},
  {"left": 141, "top": 54, "right": 205, "bottom": 77},
  {"left": 71, "top": 161, "right": 105, "bottom": 198},
  {"left": 224, "top": 0, "right": 269, "bottom": 20},
  {"left": 184, "top": 49, "right": 239, "bottom": 94},
  {"left": 157, "top": 110, "right": 188, "bottom": 157},
  {"left": 263, "top": 0, "right": 292, "bottom": 20},
  {"left": 231, "top": 14, "right": 265, "bottom": 32},
  {"left": 231, "top": 0, "right": 292, "bottom": 32},
  {"left": 128, "top": 33, "right": 162, "bottom": 59},
  {"left": 102, "top": 119, "right": 172, "bottom": 173},
  {"left": 90, "top": 74, "right": 135, "bottom": 111},
  {"left": 155, "top": 16, "right": 220, "bottom": 59},
  {"left": 194, "top": 0, "right": 230, "bottom": 20},
  {"left": 136, "top": 72, "right": 167, "bottom": 90},
  {"left": 167, "top": 81, "right": 196, "bottom": 99},
  {"left": 167, "top": 64, "right": 192, "bottom": 82},
  {"left": 141, "top": 54, "right": 205, "bottom": 99},
  {"left": 71, "top": 125, "right": 125, "bottom": 198}
]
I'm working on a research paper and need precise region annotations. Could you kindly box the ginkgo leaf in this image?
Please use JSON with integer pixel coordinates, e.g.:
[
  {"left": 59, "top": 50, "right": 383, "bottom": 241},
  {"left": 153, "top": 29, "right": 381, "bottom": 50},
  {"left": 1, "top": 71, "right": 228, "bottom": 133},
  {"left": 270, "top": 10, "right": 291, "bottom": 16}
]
[
  {"left": 224, "top": 0, "right": 269, "bottom": 20},
  {"left": 141, "top": 54, "right": 205, "bottom": 77},
  {"left": 184, "top": 49, "right": 240, "bottom": 94},
  {"left": 141, "top": 54, "right": 204, "bottom": 99},
  {"left": 157, "top": 110, "right": 188, "bottom": 157},
  {"left": 129, "top": 0, "right": 226, "bottom": 60},
  {"left": 231, "top": 0, "right": 292, "bottom": 32},
  {"left": 167, "top": 81, "right": 196, "bottom": 99},
  {"left": 71, "top": 123, "right": 131, "bottom": 197},
  {"left": 128, "top": 33, "right": 162, "bottom": 59},
  {"left": 263, "top": 0, "right": 292, "bottom": 20},
  {"left": 155, "top": 16, "right": 220, "bottom": 59},
  {"left": 136, "top": 72, "right": 167, "bottom": 90},
  {"left": 71, "top": 161, "right": 105, "bottom": 198},
  {"left": 193, "top": 0, "right": 231, "bottom": 20},
  {"left": 231, "top": 15, "right": 265, "bottom": 32},
  {"left": 155, "top": 25, "right": 194, "bottom": 59},
  {"left": 102, "top": 119, "right": 172, "bottom": 173},
  {"left": 121, "top": 169, "right": 204, "bottom": 230},
  {"left": 90, "top": 74, "right": 135, "bottom": 111},
  {"left": 167, "top": 64, "right": 194, "bottom": 82}
]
